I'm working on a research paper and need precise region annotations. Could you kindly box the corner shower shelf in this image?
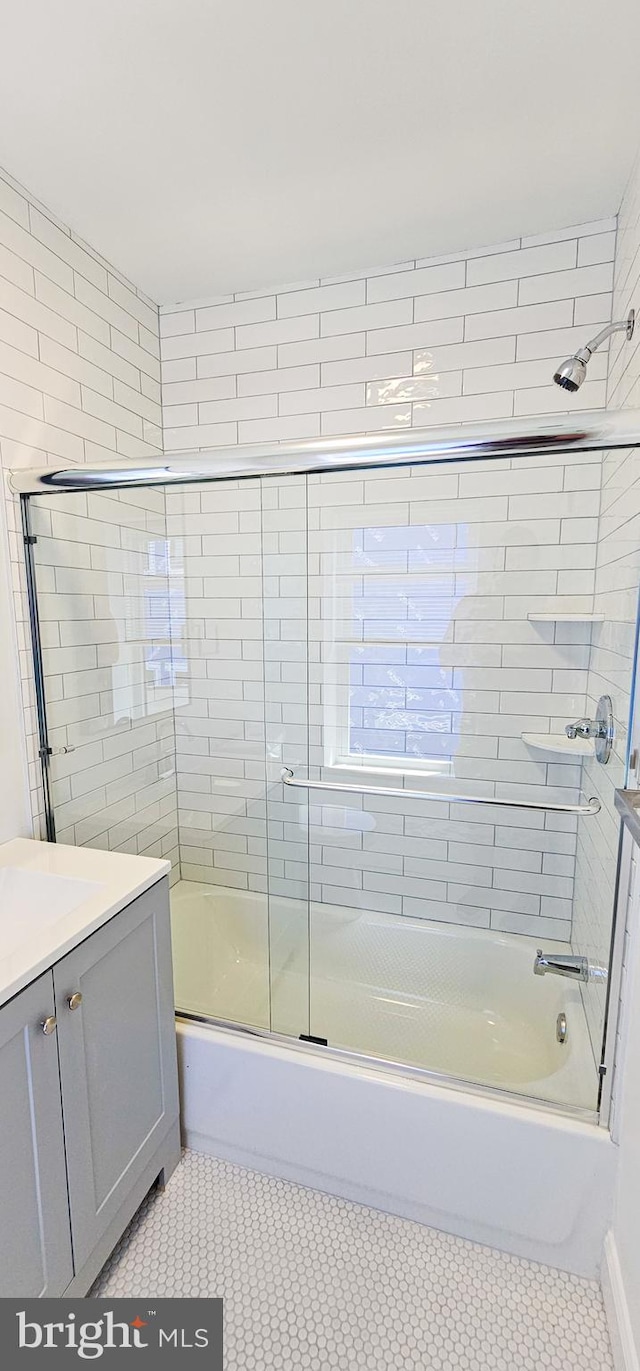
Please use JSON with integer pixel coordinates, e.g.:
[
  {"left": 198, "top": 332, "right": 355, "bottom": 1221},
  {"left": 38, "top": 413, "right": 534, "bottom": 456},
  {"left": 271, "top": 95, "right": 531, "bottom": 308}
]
[
  {"left": 521, "top": 732, "right": 594, "bottom": 757},
  {"left": 527, "top": 613, "right": 604, "bottom": 623}
]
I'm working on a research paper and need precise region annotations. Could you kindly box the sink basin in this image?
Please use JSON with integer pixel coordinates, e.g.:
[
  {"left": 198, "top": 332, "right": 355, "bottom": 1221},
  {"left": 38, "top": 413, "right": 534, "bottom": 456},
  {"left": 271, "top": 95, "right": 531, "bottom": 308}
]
[{"left": 0, "top": 866, "right": 104, "bottom": 958}]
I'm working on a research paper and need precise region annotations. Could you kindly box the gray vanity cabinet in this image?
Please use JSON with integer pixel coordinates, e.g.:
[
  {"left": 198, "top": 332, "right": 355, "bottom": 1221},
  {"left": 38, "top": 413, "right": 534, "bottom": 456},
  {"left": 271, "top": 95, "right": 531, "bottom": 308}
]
[
  {"left": 53, "top": 881, "right": 180, "bottom": 1274},
  {"left": 0, "top": 875, "right": 180, "bottom": 1297},
  {"left": 0, "top": 972, "right": 73, "bottom": 1296}
]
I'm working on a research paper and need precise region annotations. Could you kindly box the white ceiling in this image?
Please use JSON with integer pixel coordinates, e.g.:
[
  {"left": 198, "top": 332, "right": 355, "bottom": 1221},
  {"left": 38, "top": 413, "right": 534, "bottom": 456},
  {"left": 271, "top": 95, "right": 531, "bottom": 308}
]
[{"left": 1, "top": 0, "right": 639, "bottom": 305}]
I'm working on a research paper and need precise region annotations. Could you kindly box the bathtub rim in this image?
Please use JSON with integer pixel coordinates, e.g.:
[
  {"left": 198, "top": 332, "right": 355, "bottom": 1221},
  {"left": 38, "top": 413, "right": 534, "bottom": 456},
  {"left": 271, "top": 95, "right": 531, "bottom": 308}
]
[{"left": 175, "top": 1010, "right": 600, "bottom": 1125}]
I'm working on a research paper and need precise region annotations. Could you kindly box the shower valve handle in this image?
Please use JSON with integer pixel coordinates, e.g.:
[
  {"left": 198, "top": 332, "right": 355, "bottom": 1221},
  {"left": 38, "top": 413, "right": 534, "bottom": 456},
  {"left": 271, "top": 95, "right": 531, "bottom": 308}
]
[
  {"left": 564, "top": 695, "right": 614, "bottom": 764},
  {"left": 565, "top": 718, "right": 604, "bottom": 740}
]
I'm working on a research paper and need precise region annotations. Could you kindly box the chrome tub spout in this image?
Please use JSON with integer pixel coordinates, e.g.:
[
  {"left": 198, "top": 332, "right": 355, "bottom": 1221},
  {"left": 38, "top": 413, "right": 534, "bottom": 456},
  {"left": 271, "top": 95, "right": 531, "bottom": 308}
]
[{"left": 534, "top": 950, "right": 590, "bottom": 983}]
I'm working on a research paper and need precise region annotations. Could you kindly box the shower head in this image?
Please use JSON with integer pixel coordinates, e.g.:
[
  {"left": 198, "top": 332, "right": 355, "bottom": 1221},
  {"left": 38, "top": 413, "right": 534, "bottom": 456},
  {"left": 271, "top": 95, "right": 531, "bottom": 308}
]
[
  {"left": 553, "top": 350, "right": 590, "bottom": 392},
  {"left": 553, "top": 310, "right": 635, "bottom": 392}
]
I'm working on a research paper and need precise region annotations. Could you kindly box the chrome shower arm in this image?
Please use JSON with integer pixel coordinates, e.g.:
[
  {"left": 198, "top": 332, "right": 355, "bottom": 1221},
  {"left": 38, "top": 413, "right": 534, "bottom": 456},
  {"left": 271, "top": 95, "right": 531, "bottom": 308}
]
[
  {"left": 553, "top": 312, "right": 635, "bottom": 391},
  {"left": 583, "top": 313, "right": 636, "bottom": 357}
]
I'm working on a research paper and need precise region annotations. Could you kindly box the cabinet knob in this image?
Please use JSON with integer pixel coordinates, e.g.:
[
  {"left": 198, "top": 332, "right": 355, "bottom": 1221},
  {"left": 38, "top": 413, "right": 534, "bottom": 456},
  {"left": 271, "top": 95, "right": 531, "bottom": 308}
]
[
  {"left": 68, "top": 992, "right": 83, "bottom": 1011},
  {"left": 41, "top": 1016, "right": 57, "bottom": 1035}
]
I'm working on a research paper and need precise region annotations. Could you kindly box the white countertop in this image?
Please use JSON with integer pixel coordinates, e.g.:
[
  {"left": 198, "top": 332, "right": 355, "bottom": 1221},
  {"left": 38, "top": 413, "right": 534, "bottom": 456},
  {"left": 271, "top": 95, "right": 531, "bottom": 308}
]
[{"left": 0, "top": 838, "right": 170, "bottom": 1011}]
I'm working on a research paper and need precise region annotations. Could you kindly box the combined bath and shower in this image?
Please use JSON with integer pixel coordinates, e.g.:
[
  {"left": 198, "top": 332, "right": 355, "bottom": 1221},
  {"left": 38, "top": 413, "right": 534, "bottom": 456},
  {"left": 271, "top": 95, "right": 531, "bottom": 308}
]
[{"left": 553, "top": 309, "right": 635, "bottom": 391}]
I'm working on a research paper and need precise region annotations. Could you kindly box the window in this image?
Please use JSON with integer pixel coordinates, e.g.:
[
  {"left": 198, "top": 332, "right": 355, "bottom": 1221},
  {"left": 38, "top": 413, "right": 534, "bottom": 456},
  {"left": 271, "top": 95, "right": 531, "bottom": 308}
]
[{"left": 323, "top": 522, "right": 464, "bottom": 777}]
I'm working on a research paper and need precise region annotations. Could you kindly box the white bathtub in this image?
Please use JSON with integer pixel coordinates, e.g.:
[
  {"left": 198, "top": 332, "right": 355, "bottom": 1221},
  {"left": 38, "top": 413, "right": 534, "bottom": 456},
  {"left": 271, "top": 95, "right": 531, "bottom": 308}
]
[
  {"left": 171, "top": 881, "right": 596, "bottom": 1110},
  {"left": 172, "top": 882, "right": 617, "bottom": 1278}
]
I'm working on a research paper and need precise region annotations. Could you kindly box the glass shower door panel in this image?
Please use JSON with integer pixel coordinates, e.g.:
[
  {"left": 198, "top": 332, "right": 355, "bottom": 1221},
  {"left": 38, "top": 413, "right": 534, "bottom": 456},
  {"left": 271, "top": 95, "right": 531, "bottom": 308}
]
[
  {"left": 29, "top": 487, "right": 178, "bottom": 858},
  {"left": 28, "top": 481, "right": 275, "bottom": 1035},
  {"left": 167, "top": 480, "right": 270, "bottom": 1028},
  {"left": 305, "top": 458, "right": 604, "bottom": 1112},
  {"left": 262, "top": 476, "right": 310, "bottom": 1038}
]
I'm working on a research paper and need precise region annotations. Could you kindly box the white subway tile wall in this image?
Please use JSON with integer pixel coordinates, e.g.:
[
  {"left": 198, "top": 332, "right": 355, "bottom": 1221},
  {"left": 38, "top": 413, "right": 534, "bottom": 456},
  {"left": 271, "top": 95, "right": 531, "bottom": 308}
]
[
  {"left": 165, "top": 456, "right": 604, "bottom": 941},
  {"left": 159, "top": 222, "right": 617, "bottom": 942},
  {"left": 0, "top": 164, "right": 178, "bottom": 867},
  {"left": 573, "top": 151, "right": 640, "bottom": 1056},
  {"left": 160, "top": 221, "right": 615, "bottom": 451},
  {"left": 305, "top": 458, "right": 603, "bottom": 938},
  {"left": 167, "top": 479, "right": 268, "bottom": 892}
]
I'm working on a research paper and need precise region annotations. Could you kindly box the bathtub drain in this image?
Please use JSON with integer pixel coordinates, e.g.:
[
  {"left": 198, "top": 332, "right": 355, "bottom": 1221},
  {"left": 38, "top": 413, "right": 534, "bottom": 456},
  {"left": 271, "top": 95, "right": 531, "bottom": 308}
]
[{"left": 556, "top": 1012, "right": 568, "bottom": 1044}]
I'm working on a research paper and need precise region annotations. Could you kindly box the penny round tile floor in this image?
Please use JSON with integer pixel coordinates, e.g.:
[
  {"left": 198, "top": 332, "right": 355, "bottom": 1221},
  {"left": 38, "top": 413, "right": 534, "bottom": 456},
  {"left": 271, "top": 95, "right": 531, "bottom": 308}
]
[{"left": 93, "top": 1149, "right": 613, "bottom": 1370}]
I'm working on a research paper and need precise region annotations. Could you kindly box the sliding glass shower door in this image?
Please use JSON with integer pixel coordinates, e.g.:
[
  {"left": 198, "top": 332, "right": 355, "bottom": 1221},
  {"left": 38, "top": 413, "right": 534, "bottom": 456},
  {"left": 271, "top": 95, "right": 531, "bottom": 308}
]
[
  {"left": 24, "top": 441, "right": 622, "bottom": 1116},
  {"left": 265, "top": 457, "right": 611, "bottom": 1114},
  {"left": 25, "top": 478, "right": 310, "bottom": 1039}
]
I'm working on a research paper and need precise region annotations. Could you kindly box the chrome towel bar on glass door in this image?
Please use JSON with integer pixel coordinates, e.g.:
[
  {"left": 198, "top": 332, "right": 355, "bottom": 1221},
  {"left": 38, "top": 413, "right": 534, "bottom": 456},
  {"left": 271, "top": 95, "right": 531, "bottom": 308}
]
[{"left": 280, "top": 769, "right": 601, "bottom": 816}]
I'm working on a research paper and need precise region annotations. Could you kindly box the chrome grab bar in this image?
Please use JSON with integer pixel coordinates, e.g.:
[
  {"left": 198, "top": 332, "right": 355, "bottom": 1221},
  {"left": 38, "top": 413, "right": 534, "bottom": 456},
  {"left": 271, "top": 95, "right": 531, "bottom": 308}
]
[{"left": 280, "top": 768, "right": 601, "bottom": 816}]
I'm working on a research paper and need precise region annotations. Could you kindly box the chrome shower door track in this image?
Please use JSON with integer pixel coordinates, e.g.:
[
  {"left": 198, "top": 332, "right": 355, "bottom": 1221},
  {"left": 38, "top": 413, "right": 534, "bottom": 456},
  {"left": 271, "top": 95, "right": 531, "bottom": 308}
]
[
  {"left": 10, "top": 408, "right": 640, "bottom": 492},
  {"left": 175, "top": 1011, "right": 598, "bottom": 1125}
]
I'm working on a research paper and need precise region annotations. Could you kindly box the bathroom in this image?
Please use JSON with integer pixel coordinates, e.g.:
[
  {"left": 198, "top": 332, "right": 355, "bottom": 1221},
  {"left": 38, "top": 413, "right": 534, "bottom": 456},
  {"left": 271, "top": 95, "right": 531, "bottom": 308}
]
[{"left": 0, "top": 0, "right": 639, "bottom": 1365}]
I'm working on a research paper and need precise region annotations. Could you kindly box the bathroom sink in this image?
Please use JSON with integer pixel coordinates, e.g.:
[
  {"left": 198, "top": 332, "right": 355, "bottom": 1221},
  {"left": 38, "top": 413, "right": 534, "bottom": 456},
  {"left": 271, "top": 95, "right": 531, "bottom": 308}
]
[{"left": 0, "top": 866, "right": 103, "bottom": 958}]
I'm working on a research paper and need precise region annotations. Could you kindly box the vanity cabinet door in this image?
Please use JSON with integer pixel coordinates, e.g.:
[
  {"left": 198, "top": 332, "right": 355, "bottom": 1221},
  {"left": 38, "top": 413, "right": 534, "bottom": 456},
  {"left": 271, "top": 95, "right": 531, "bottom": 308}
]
[
  {"left": 0, "top": 972, "right": 73, "bottom": 1296},
  {"left": 53, "top": 880, "right": 179, "bottom": 1271}
]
